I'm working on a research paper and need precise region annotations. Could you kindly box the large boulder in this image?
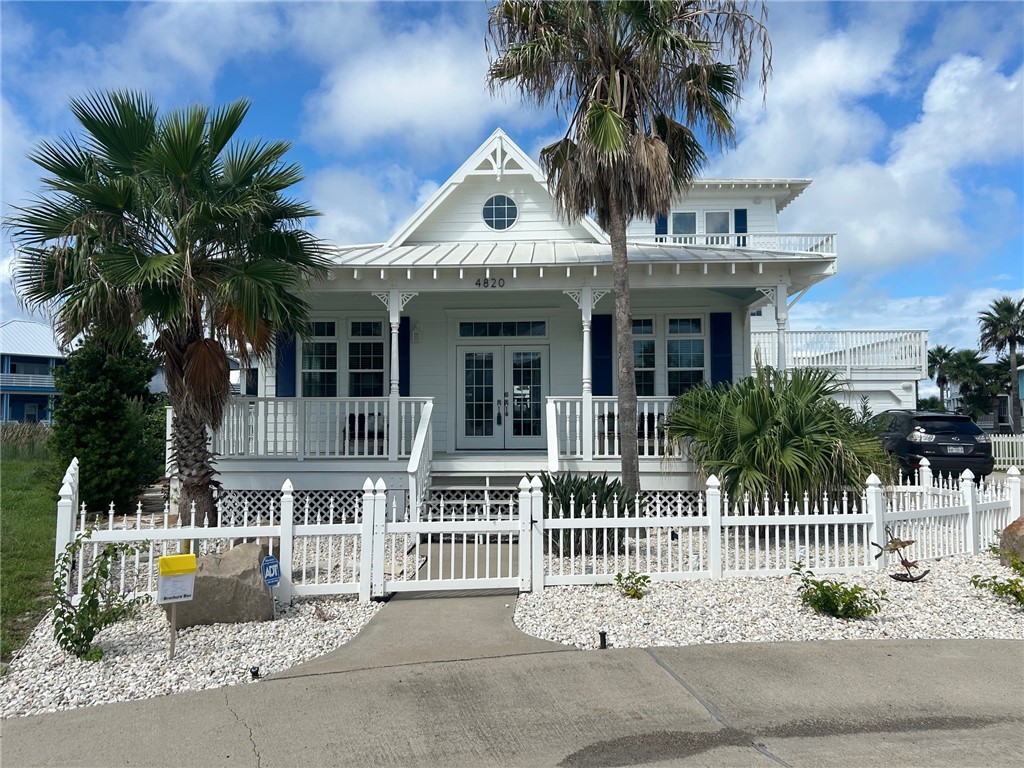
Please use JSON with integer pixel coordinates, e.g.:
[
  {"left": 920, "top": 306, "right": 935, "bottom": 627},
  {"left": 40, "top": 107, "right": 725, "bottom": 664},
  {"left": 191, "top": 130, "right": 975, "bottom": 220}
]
[
  {"left": 1000, "top": 517, "right": 1024, "bottom": 568},
  {"left": 163, "top": 542, "right": 274, "bottom": 629}
]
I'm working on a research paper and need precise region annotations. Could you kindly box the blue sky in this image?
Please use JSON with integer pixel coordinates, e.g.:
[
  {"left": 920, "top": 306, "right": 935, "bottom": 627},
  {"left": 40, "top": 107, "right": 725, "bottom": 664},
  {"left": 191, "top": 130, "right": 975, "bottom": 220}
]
[{"left": 2, "top": 1, "right": 1022, "bottom": 385}]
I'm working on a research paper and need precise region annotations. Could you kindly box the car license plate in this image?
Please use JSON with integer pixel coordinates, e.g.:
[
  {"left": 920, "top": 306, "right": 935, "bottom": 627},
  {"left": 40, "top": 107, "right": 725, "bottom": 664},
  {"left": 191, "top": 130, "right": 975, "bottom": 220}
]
[{"left": 946, "top": 446, "right": 965, "bottom": 454}]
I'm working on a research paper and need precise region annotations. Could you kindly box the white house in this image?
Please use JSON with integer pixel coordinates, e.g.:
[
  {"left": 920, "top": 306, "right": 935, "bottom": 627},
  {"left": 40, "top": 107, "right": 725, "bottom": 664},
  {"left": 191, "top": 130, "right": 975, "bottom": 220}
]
[{"left": 208, "top": 129, "right": 925, "bottom": 502}]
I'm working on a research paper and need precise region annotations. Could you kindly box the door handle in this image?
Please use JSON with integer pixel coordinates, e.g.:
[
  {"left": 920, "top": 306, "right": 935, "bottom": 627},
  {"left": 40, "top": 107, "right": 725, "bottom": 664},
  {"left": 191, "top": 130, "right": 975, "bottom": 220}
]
[
  {"left": 496, "top": 400, "right": 502, "bottom": 426},
  {"left": 504, "top": 393, "right": 509, "bottom": 418}
]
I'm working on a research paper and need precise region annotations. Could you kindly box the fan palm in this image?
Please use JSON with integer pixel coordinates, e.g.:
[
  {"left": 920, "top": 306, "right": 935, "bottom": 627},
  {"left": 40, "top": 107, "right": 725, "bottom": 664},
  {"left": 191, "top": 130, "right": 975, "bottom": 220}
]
[
  {"left": 663, "top": 364, "right": 893, "bottom": 502},
  {"left": 487, "top": 0, "right": 771, "bottom": 494},
  {"left": 6, "top": 90, "right": 330, "bottom": 523},
  {"left": 926, "top": 344, "right": 954, "bottom": 409},
  {"left": 978, "top": 296, "right": 1024, "bottom": 433}
]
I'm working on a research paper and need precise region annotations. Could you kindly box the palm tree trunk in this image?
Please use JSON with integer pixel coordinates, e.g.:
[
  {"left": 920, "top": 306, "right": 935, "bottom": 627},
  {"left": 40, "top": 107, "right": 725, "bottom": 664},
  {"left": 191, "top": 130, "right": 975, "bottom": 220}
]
[
  {"left": 608, "top": 193, "right": 640, "bottom": 495},
  {"left": 1010, "top": 341, "right": 1021, "bottom": 434},
  {"left": 171, "top": 408, "right": 218, "bottom": 527}
]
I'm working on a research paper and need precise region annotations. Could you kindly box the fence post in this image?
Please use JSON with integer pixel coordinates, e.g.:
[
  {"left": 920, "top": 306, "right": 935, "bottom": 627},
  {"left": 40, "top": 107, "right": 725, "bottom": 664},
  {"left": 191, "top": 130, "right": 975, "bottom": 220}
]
[
  {"left": 530, "top": 475, "right": 545, "bottom": 592},
  {"left": 865, "top": 473, "right": 885, "bottom": 571},
  {"left": 55, "top": 480, "right": 76, "bottom": 568},
  {"left": 518, "top": 477, "right": 533, "bottom": 592},
  {"left": 358, "top": 479, "right": 375, "bottom": 603},
  {"left": 371, "top": 478, "right": 388, "bottom": 599},
  {"left": 962, "top": 469, "right": 979, "bottom": 555},
  {"left": 277, "top": 479, "right": 294, "bottom": 604},
  {"left": 1008, "top": 467, "right": 1021, "bottom": 522},
  {"left": 706, "top": 475, "right": 722, "bottom": 579}
]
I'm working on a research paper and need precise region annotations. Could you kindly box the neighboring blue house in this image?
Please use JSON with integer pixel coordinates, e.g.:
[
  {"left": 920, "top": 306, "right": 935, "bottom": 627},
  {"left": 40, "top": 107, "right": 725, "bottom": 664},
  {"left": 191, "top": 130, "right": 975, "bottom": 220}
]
[{"left": 0, "top": 320, "right": 65, "bottom": 423}]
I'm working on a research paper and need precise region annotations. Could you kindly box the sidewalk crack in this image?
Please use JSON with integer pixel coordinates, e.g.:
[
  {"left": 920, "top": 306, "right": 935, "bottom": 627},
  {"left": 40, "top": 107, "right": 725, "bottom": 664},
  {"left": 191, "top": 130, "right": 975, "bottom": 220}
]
[{"left": 224, "top": 689, "right": 261, "bottom": 768}]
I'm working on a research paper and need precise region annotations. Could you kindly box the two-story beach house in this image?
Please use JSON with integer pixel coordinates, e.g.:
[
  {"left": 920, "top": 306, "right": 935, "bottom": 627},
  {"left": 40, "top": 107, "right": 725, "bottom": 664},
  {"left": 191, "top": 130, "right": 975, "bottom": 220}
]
[
  {"left": 207, "top": 130, "right": 926, "bottom": 506},
  {"left": 0, "top": 319, "right": 64, "bottom": 423}
]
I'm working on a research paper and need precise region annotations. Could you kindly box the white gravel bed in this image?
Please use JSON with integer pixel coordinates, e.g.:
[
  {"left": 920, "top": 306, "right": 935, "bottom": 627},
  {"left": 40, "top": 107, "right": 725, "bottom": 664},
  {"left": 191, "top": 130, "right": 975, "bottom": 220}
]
[
  {"left": 0, "top": 596, "right": 380, "bottom": 719},
  {"left": 515, "top": 553, "right": 1024, "bottom": 649}
]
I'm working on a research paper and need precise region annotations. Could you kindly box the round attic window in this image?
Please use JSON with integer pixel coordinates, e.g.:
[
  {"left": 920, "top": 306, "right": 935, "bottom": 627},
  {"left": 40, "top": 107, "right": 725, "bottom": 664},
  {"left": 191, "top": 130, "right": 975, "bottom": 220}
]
[{"left": 482, "top": 194, "right": 518, "bottom": 231}]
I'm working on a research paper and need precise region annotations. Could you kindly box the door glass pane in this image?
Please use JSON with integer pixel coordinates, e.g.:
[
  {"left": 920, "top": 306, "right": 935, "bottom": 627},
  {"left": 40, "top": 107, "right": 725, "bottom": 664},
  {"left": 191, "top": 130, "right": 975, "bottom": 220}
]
[
  {"left": 511, "top": 352, "right": 542, "bottom": 437},
  {"left": 464, "top": 352, "right": 494, "bottom": 437}
]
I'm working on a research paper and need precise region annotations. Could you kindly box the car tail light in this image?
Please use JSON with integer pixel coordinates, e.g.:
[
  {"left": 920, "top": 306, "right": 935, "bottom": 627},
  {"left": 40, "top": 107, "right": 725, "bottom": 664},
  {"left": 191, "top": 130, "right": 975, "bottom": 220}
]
[
  {"left": 907, "top": 430, "right": 935, "bottom": 443},
  {"left": 975, "top": 433, "right": 991, "bottom": 444}
]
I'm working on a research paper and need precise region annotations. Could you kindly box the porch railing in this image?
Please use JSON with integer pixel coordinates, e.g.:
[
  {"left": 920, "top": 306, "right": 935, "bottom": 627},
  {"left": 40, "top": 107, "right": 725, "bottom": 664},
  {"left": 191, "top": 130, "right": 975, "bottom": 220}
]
[
  {"left": 407, "top": 401, "right": 434, "bottom": 521},
  {"left": 548, "top": 395, "right": 679, "bottom": 464},
  {"left": 209, "top": 396, "right": 432, "bottom": 460},
  {"left": 0, "top": 373, "right": 57, "bottom": 390},
  {"left": 651, "top": 232, "right": 836, "bottom": 254},
  {"left": 751, "top": 330, "right": 928, "bottom": 378}
]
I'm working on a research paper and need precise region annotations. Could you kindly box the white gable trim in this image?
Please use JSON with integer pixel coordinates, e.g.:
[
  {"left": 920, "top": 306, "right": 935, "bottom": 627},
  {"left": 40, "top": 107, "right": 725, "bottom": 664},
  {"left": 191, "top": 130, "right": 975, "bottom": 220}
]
[{"left": 384, "top": 128, "right": 609, "bottom": 248}]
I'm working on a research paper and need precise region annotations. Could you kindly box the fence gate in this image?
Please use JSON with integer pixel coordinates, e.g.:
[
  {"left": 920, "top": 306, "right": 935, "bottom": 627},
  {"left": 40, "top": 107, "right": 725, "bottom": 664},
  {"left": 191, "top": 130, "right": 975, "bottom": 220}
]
[{"left": 364, "top": 479, "right": 537, "bottom": 598}]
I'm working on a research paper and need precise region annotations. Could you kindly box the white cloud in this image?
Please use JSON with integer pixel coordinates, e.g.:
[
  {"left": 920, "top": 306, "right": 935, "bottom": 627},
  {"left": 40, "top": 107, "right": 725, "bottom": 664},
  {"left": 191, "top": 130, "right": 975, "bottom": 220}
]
[{"left": 295, "top": 5, "right": 547, "bottom": 159}]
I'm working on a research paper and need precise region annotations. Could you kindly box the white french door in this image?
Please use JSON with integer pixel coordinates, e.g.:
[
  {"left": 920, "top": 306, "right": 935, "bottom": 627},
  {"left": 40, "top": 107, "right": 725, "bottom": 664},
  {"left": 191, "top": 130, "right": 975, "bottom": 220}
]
[{"left": 456, "top": 345, "right": 548, "bottom": 450}]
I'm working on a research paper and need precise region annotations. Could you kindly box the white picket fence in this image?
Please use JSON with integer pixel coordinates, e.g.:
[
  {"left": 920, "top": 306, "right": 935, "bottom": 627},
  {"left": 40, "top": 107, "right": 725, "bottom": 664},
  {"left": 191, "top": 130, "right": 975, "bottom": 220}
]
[
  {"left": 55, "top": 461, "right": 1021, "bottom": 603},
  {"left": 992, "top": 435, "right": 1024, "bottom": 471}
]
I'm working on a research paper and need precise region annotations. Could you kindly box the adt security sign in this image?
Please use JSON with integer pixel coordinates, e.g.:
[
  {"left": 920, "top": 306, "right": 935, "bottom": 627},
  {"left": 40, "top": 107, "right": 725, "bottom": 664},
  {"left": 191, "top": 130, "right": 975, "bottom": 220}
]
[{"left": 261, "top": 555, "right": 281, "bottom": 588}]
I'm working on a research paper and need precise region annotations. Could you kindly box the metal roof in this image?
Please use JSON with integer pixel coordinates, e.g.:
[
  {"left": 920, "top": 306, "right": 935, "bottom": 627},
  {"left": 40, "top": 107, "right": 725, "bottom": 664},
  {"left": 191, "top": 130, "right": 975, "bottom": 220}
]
[
  {"left": 329, "top": 240, "right": 834, "bottom": 269},
  {"left": 0, "top": 320, "right": 64, "bottom": 359}
]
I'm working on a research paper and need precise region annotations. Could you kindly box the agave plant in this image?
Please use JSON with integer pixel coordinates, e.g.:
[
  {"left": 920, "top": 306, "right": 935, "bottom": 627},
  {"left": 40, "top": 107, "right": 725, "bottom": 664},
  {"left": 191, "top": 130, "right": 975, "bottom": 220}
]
[{"left": 539, "top": 472, "right": 634, "bottom": 556}]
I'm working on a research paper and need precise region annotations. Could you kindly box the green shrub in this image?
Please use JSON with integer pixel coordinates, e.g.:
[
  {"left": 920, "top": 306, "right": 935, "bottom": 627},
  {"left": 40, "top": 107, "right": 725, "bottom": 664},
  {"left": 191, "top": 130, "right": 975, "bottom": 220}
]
[
  {"left": 51, "top": 330, "right": 164, "bottom": 511},
  {"left": 615, "top": 570, "right": 650, "bottom": 599},
  {"left": 792, "top": 561, "right": 886, "bottom": 619},
  {"left": 971, "top": 550, "right": 1024, "bottom": 608},
  {"left": 539, "top": 473, "right": 634, "bottom": 556},
  {"left": 52, "top": 532, "right": 150, "bottom": 660}
]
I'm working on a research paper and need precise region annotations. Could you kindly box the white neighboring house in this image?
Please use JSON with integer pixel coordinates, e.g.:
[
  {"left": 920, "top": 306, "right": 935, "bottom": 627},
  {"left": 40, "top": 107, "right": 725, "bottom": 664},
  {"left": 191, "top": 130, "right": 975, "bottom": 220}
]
[{"left": 204, "top": 129, "right": 925, "bottom": 498}]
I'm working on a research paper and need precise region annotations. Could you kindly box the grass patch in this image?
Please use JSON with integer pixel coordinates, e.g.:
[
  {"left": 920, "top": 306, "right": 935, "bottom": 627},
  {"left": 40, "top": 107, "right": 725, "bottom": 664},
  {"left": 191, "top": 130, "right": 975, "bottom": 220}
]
[{"left": 1, "top": 450, "right": 61, "bottom": 665}]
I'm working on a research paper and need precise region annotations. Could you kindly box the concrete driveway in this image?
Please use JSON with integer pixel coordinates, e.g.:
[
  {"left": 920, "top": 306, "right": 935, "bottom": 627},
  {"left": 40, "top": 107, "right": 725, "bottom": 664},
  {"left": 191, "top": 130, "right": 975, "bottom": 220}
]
[{"left": 1, "top": 594, "right": 1021, "bottom": 767}]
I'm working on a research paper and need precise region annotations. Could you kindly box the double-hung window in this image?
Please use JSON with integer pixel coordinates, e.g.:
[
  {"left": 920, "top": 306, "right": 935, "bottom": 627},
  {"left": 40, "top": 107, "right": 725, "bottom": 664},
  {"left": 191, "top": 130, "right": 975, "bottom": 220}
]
[
  {"left": 302, "top": 322, "right": 338, "bottom": 397},
  {"left": 671, "top": 212, "right": 696, "bottom": 244},
  {"left": 667, "top": 317, "right": 705, "bottom": 396},
  {"left": 348, "top": 321, "right": 385, "bottom": 397},
  {"left": 632, "top": 318, "right": 656, "bottom": 396},
  {"left": 704, "top": 211, "right": 730, "bottom": 245}
]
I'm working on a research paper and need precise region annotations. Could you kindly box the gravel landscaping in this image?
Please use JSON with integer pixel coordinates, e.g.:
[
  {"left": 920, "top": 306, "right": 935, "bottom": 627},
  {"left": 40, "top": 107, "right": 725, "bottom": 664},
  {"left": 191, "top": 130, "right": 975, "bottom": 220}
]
[{"left": 1, "top": 551, "right": 1020, "bottom": 720}]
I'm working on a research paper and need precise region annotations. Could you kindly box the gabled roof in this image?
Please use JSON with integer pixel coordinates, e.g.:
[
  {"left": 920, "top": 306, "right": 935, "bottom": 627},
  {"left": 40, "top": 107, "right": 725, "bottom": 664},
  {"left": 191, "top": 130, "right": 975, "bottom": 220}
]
[
  {"left": 0, "top": 320, "right": 63, "bottom": 358},
  {"left": 384, "top": 128, "right": 610, "bottom": 247}
]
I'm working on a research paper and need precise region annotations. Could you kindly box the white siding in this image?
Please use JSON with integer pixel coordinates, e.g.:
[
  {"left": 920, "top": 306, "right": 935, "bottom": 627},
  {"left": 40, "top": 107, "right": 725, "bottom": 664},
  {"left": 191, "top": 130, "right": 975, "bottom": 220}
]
[
  {"left": 627, "top": 196, "right": 780, "bottom": 239},
  {"left": 405, "top": 176, "right": 595, "bottom": 244}
]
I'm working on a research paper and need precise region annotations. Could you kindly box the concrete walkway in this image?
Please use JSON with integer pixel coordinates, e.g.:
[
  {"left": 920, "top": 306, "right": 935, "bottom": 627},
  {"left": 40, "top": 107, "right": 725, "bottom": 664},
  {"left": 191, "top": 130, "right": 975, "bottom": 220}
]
[{"left": 1, "top": 592, "right": 1021, "bottom": 767}]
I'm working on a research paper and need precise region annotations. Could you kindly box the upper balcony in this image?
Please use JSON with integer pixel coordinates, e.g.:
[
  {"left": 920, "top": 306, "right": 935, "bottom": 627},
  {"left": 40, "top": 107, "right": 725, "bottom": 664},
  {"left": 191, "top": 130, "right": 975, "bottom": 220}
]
[
  {"left": 650, "top": 232, "right": 837, "bottom": 254},
  {"left": 0, "top": 373, "right": 57, "bottom": 391},
  {"left": 751, "top": 330, "right": 929, "bottom": 379}
]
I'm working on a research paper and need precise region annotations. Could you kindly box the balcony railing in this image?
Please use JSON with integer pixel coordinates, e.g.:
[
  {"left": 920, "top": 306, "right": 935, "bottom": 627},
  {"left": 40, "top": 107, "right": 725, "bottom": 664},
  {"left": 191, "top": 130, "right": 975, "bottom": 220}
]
[
  {"left": 0, "top": 373, "right": 57, "bottom": 390},
  {"left": 751, "top": 330, "right": 928, "bottom": 378},
  {"left": 208, "top": 396, "right": 433, "bottom": 460},
  {"left": 650, "top": 232, "right": 836, "bottom": 254},
  {"left": 548, "top": 396, "right": 680, "bottom": 463}
]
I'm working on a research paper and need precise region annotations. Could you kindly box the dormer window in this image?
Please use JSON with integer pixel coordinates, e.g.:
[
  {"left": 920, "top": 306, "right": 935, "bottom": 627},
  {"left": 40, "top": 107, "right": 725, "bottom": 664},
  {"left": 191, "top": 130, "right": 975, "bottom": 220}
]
[{"left": 483, "top": 194, "right": 518, "bottom": 231}]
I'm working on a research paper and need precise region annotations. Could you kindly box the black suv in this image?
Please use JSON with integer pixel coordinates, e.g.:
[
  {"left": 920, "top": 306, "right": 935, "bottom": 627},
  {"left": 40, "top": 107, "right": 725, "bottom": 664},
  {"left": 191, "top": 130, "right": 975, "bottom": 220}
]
[{"left": 879, "top": 410, "right": 995, "bottom": 478}]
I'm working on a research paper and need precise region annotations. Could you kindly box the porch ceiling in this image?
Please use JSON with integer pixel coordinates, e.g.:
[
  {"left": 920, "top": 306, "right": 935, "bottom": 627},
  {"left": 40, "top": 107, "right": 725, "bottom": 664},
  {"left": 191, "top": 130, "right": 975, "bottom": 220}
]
[{"left": 328, "top": 241, "right": 835, "bottom": 270}]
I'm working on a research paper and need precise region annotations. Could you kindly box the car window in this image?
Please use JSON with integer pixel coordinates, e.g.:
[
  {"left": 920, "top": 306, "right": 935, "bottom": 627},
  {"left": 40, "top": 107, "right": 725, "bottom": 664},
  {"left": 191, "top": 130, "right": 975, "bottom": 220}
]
[{"left": 911, "top": 417, "right": 982, "bottom": 435}]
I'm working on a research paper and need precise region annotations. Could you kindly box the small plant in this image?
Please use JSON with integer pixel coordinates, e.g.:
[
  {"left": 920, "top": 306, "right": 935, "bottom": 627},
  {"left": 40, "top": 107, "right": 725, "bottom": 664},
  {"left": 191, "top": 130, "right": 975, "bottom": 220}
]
[
  {"left": 540, "top": 472, "right": 634, "bottom": 557},
  {"left": 615, "top": 570, "right": 650, "bottom": 599},
  {"left": 52, "top": 532, "right": 150, "bottom": 660},
  {"left": 792, "top": 561, "right": 886, "bottom": 619},
  {"left": 971, "top": 550, "right": 1024, "bottom": 608}
]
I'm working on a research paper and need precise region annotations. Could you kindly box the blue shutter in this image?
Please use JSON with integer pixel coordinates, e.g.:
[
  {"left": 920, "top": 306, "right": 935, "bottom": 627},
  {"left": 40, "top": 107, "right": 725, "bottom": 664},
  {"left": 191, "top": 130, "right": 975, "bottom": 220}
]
[
  {"left": 709, "top": 313, "right": 732, "bottom": 385},
  {"left": 734, "top": 208, "right": 747, "bottom": 247},
  {"left": 592, "top": 315, "right": 614, "bottom": 396},
  {"left": 398, "top": 316, "right": 411, "bottom": 397},
  {"left": 275, "top": 333, "right": 296, "bottom": 397},
  {"left": 654, "top": 213, "right": 668, "bottom": 237}
]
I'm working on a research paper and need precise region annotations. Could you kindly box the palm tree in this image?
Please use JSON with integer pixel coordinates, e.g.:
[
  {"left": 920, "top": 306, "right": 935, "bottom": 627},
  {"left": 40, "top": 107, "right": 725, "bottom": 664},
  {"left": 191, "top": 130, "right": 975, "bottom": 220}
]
[
  {"left": 979, "top": 296, "right": 1024, "bottom": 433},
  {"left": 946, "top": 349, "right": 986, "bottom": 414},
  {"left": 486, "top": 0, "right": 771, "bottom": 495},
  {"left": 927, "top": 344, "right": 955, "bottom": 409},
  {"left": 7, "top": 91, "right": 329, "bottom": 523},
  {"left": 663, "top": 364, "right": 893, "bottom": 502}
]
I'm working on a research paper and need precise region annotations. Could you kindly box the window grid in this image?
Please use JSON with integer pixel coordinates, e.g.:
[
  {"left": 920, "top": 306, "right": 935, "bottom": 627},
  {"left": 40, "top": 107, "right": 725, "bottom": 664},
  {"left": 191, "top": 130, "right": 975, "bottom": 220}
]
[
  {"left": 633, "top": 318, "right": 655, "bottom": 396},
  {"left": 482, "top": 194, "right": 518, "bottom": 231},
  {"left": 667, "top": 316, "right": 705, "bottom": 397},
  {"left": 301, "top": 320, "right": 338, "bottom": 398},
  {"left": 458, "top": 321, "right": 546, "bottom": 338},
  {"left": 348, "top": 321, "right": 384, "bottom": 397}
]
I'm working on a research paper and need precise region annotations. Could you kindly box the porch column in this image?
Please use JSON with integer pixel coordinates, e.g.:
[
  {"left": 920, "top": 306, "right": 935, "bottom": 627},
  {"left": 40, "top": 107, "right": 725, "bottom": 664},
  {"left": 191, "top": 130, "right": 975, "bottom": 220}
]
[
  {"left": 566, "top": 288, "right": 608, "bottom": 462},
  {"left": 375, "top": 290, "right": 418, "bottom": 461},
  {"left": 774, "top": 283, "right": 789, "bottom": 370}
]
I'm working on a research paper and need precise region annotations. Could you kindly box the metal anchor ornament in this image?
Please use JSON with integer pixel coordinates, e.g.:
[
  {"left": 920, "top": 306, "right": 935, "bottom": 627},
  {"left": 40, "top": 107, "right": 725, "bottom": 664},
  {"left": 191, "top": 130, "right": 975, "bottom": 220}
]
[{"left": 871, "top": 526, "right": 930, "bottom": 582}]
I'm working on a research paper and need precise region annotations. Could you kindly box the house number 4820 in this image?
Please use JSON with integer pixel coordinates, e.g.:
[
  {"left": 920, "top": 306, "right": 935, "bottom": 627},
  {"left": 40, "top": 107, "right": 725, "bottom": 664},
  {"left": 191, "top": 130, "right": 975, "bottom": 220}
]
[{"left": 475, "top": 278, "right": 506, "bottom": 288}]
